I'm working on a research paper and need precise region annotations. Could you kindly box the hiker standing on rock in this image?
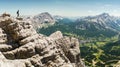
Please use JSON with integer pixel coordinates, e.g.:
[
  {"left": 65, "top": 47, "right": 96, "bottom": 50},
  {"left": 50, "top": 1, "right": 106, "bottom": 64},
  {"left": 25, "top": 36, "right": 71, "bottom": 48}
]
[{"left": 17, "top": 10, "right": 19, "bottom": 17}]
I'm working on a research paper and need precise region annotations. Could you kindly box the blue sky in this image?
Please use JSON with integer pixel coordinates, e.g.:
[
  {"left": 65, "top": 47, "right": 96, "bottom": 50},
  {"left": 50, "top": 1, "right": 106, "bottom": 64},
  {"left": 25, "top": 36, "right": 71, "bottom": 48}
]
[{"left": 0, "top": 0, "right": 120, "bottom": 16}]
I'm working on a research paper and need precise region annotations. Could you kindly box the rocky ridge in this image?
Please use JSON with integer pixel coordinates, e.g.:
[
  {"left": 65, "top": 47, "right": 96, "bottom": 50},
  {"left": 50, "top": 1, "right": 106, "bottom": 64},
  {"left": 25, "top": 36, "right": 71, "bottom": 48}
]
[
  {"left": 76, "top": 13, "right": 120, "bottom": 31},
  {"left": 0, "top": 13, "right": 85, "bottom": 67}
]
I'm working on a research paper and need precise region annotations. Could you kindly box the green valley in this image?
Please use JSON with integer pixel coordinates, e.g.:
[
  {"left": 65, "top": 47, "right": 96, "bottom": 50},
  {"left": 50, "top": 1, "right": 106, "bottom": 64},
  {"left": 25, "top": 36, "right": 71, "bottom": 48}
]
[{"left": 38, "top": 19, "right": 120, "bottom": 67}]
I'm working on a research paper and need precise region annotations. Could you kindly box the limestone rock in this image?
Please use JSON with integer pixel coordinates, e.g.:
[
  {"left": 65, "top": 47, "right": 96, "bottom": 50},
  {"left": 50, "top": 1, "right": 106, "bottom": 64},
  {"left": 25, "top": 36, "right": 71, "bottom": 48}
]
[
  {"left": 26, "top": 12, "right": 55, "bottom": 29},
  {"left": 0, "top": 13, "right": 85, "bottom": 67},
  {"left": 0, "top": 52, "right": 5, "bottom": 59},
  {"left": 49, "top": 31, "right": 63, "bottom": 40},
  {"left": 1, "top": 13, "right": 10, "bottom": 17}
]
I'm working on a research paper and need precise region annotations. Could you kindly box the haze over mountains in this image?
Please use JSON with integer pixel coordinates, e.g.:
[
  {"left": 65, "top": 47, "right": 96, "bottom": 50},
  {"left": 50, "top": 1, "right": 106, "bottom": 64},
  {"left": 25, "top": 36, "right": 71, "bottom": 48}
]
[
  {"left": 77, "top": 13, "right": 120, "bottom": 31},
  {"left": 30, "top": 12, "right": 120, "bottom": 38},
  {"left": 28, "top": 12, "right": 120, "bottom": 31},
  {"left": 22, "top": 12, "right": 120, "bottom": 35}
]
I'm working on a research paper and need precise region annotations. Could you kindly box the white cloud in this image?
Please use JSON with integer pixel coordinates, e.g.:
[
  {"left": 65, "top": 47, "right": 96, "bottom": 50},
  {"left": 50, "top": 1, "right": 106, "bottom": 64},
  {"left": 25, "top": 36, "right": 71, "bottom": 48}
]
[
  {"left": 101, "top": 4, "right": 112, "bottom": 9},
  {"left": 88, "top": 10, "right": 93, "bottom": 13},
  {"left": 104, "top": 4, "right": 112, "bottom": 7},
  {"left": 113, "top": 10, "right": 118, "bottom": 12}
]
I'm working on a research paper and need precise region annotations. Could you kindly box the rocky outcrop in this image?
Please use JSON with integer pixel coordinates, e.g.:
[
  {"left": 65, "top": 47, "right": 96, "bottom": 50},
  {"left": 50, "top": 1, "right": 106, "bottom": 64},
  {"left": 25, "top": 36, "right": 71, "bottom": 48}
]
[{"left": 0, "top": 13, "right": 85, "bottom": 67}]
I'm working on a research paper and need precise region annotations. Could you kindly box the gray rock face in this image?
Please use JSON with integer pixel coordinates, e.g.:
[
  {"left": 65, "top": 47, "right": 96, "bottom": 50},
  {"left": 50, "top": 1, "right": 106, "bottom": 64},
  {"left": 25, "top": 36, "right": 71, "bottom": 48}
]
[
  {"left": 26, "top": 12, "right": 55, "bottom": 29},
  {"left": 76, "top": 13, "right": 120, "bottom": 31},
  {"left": 0, "top": 13, "right": 85, "bottom": 67},
  {"left": 49, "top": 31, "right": 63, "bottom": 40}
]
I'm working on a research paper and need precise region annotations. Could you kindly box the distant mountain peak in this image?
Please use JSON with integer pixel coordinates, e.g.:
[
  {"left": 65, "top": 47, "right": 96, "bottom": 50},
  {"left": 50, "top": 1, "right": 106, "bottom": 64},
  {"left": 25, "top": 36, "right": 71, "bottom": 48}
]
[
  {"left": 36, "top": 12, "right": 52, "bottom": 17},
  {"left": 40, "top": 12, "right": 50, "bottom": 15},
  {"left": 29, "top": 12, "right": 55, "bottom": 29},
  {"left": 98, "top": 13, "right": 110, "bottom": 17}
]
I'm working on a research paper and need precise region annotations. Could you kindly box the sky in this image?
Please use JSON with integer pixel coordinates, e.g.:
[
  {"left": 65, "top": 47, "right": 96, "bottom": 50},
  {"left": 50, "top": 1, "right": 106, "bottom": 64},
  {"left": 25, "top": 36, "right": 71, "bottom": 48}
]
[{"left": 0, "top": 0, "right": 120, "bottom": 16}]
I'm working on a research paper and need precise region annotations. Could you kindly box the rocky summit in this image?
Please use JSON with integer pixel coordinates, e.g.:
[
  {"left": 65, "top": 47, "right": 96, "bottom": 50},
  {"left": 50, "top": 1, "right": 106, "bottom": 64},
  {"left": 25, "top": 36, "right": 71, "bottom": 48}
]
[
  {"left": 26, "top": 12, "right": 55, "bottom": 29},
  {"left": 0, "top": 13, "right": 85, "bottom": 67}
]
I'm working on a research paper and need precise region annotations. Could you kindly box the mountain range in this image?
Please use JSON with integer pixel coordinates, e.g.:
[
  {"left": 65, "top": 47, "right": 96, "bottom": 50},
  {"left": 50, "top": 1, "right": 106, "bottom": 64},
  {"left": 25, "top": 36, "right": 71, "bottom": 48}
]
[
  {"left": 76, "top": 13, "right": 120, "bottom": 31},
  {"left": 37, "top": 13, "right": 120, "bottom": 38},
  {"left": 37, "top": 12, "right": 120, "bottom": 66},
  {"left": 23, "top": 12, "right": 120, "bottom": 36}
]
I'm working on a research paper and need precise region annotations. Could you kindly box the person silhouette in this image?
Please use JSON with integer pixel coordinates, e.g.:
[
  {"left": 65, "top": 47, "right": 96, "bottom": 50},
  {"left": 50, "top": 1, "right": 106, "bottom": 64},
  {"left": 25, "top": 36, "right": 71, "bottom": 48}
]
[{"left": 17, "top": 10, "right": 19, "bottom": 17}]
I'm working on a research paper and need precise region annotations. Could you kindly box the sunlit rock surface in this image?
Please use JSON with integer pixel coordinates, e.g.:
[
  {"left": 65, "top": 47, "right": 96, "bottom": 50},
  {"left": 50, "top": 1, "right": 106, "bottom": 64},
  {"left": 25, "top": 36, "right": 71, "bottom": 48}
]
[{"left": 0, "top": 13, "right": 85, "bottom": 67}]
